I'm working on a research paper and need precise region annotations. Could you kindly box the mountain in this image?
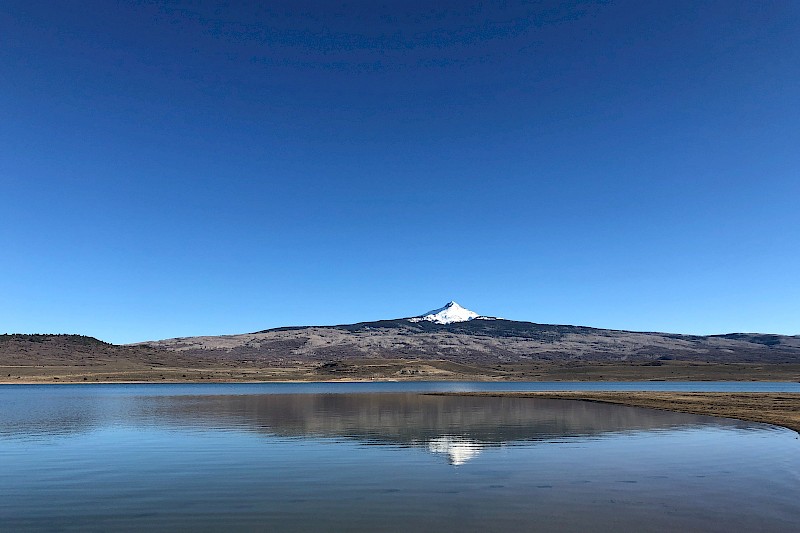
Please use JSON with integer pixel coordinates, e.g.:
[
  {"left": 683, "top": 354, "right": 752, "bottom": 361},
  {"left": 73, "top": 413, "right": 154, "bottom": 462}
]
[
  {"left": 137, "top": 302, "right": 800, "bottom": 365},
  {"left": 3, "top": 304, "right": 800, "bottom": 382}
]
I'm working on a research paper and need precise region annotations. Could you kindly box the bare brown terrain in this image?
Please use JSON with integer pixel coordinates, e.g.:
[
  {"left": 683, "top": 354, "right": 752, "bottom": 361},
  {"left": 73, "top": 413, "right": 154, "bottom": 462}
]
[
  {"left": 138, "top": 318, "right": 800, "bottom": 365},
  {"left": 432, "top": 391, "right": 800, "bottom": 433},
  {"left": 2, "top": 335, "right": 800, "bottom": 384},
  {"left": 2, "top": 323, "right": 799, "bottom": 384}
]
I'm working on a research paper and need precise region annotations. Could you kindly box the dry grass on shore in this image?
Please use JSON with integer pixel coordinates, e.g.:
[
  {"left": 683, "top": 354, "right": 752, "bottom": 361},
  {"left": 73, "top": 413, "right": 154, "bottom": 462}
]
[{"left": 3, "top": 360, "right": 800, "bottom": 384}]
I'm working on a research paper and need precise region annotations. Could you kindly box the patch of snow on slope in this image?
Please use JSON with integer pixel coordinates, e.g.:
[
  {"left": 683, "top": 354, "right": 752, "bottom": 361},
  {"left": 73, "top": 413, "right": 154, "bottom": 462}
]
[{"left": 408, "top": 301, "right": 480, "bottom": 324}]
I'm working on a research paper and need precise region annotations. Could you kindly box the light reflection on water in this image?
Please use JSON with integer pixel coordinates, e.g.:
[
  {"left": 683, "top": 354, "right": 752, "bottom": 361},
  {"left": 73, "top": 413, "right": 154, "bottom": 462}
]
[{"left": 0, "top": 387, "right": 798, "bottom": 531}]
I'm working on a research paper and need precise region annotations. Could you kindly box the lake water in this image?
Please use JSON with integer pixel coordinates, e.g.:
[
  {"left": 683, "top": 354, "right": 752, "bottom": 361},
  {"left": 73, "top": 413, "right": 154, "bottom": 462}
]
[{"left": 1, "top": 385, "right": 798, "bottom": 531}]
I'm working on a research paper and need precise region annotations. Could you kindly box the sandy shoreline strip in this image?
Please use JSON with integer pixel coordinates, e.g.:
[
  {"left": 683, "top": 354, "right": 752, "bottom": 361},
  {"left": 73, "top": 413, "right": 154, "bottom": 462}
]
[{"left": 428, "top": 391, "right": 800, "bottom": 434}]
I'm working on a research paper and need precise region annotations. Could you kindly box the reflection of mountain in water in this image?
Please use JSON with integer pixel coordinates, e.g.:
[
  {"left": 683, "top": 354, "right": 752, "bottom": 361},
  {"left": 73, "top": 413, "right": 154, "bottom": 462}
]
[
  {"left": 426, "top": 436, "right": 483, "bottom": 465},
  {"left": 0, "top": 392, "right": 753, "bottom": 464},
  {"left": 131, "top": 394, "right": 748, "bottom": 464}
]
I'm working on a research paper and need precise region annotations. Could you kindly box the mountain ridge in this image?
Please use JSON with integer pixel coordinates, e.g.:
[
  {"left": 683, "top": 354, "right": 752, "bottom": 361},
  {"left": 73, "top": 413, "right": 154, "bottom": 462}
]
[
  {"left": 137, "top": 302, "right": 800, "bottom": 365},
  {"left": 3, "top": 303, "right": 798, "bottom": 384}
]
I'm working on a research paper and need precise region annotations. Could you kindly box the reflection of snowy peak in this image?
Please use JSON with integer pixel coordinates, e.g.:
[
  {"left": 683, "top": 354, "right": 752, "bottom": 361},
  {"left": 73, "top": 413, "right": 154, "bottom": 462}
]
[
  {"left": 409, "top": 301, "right": 482, "bottom": 324},
  {"left": 427, "top": 436, "right": 483, "bottom": 465}
]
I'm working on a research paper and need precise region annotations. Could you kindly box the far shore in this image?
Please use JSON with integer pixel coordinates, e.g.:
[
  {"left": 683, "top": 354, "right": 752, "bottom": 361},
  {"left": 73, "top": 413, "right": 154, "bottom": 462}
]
[
  {"left": 428, "top": 391, "right": 800, "bottom": 434},
  {"left": 3, "top": 373, "right": 800, "bottom": 386},
  {"left": 2, "top": 360, "right": 800, "bottom": 384}
]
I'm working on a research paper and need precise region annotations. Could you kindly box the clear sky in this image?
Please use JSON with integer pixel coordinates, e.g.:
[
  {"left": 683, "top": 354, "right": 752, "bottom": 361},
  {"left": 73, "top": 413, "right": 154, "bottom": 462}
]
[{"left": 2, "top": 1, "right": 798, "bottom": 343}]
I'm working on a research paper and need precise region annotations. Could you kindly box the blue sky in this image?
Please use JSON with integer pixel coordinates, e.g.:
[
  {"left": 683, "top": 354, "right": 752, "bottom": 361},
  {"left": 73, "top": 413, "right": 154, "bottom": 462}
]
[{"left": 2, "top": 1, "right": 798, "bottom": 343}]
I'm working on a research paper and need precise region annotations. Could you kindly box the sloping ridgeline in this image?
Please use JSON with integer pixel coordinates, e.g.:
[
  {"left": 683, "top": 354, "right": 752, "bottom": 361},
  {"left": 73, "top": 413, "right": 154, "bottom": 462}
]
[{"left": 228, "top": 317, "right": 800, "bottom": 364}]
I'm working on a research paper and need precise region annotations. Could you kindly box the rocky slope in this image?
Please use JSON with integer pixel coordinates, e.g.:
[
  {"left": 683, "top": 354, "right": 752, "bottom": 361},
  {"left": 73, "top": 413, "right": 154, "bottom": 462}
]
[{"left": 136, "top": 302, "right": 800, "bottom": 365}]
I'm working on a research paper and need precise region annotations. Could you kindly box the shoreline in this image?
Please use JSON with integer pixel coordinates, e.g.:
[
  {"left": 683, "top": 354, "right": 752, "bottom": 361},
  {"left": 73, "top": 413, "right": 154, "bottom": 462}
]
[
  {"left": 3, "top": 376, "right": 800, "bottom": 385},
  {"left": 428, "top": 391, "right": 800, "bottom": 434},
  {"left": 0, "top": 378, "right": 396, "bottom": 385},
  {"left": 3, "top": 361, "right": 800, "bottom": 384}
]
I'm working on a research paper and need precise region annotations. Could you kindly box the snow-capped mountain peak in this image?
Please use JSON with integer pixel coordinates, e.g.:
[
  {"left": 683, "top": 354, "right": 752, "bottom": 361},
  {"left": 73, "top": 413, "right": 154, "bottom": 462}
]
[{"left": 409, "top": 301, "right": 480, "bottom": 324}]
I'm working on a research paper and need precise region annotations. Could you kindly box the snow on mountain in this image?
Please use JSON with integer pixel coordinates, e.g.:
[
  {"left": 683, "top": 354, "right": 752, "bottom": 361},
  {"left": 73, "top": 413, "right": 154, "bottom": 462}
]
[{"left": 408, "top": 301, "right": 482, "bottom": 324}]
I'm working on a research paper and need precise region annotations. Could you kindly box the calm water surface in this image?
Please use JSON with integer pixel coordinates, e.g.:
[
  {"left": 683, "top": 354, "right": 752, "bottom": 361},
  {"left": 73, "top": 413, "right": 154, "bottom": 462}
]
[{"left": 1, "top": 384, "right": 798, "bottom": 531}]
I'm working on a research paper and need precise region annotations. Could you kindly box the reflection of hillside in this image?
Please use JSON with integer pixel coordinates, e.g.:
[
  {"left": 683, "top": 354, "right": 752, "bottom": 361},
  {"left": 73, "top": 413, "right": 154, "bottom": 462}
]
[
  {"left": 134, "top": 393, "right": 737, "bottom": 449},
  {"left": 0, "top": 392, "right": 749, "bottom": 463}
]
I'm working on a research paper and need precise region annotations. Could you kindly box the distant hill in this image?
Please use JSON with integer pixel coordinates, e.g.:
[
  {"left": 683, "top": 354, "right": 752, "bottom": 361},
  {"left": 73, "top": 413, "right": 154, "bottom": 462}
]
[
  {"left": 0, "top": 333, "right": 194, "bottom": 368},
  {"left": 2, "top": 334, "right": 112, "bottom": 363}
]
